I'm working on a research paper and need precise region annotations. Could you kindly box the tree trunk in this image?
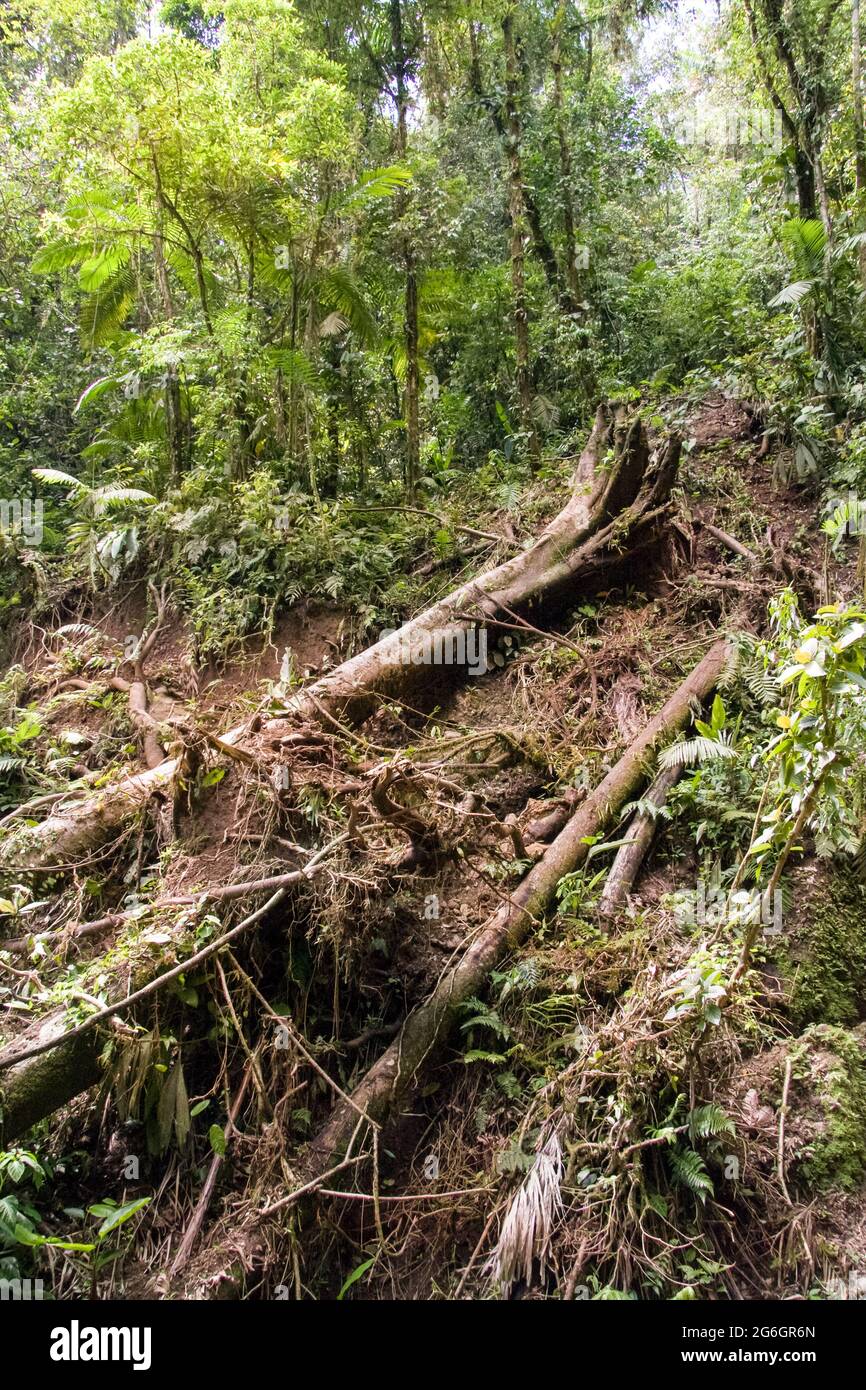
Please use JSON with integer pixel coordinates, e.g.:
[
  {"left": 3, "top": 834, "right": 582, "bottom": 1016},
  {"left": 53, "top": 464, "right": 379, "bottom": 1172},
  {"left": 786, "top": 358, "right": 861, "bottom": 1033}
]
[
  {"left": 152, "top": 228, "right": 185, "bottom": 481},
  {"left": 854, "top": 0, "right": 866, "bottom": 286},
  {"left": 502, "top": 8, "right": 541, "bottom": 472},
  {"left": 0, "top": 1009, "right": 103, "bottom": 1144},
  {"left": 551, "top": 3, "right": 582, "bottom": 311},
  {"left": 271, "top": 405, "right": 678, "bottom": 726},
  {"left": 391, "top": 0, "right": 421, "bottom": 498},
  {"left": 743, "top": 0, "right": 816, "bottom": 219},
  {"left": 596, "top": 762, "right": 682, "bottom": 924},
  {"left": 0, "top": 407, "right": 678, "bottom": 873},
  {"left": 468, "top": 20, "right": 578, "bottom": 318}
]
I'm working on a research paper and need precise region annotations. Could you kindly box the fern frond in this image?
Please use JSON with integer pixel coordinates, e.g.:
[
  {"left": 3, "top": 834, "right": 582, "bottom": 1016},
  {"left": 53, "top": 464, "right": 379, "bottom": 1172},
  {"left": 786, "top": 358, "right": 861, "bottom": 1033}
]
[
  {"left": 688, "top": 1104, "right": 735, "bottom": 1142},
  {"left": 659, "top": 734, "right": 737, "bottom": 770},
  {"left": 669, "top": 1146, "right": 714, "bottom": 1204},
  {"left": 53, "top": 622, "right": 105, "bottom": 642}
]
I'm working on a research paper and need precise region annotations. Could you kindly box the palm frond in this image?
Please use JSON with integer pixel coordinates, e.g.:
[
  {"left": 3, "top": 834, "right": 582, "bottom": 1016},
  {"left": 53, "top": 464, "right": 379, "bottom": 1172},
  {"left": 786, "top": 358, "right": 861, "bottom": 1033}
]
[
  {"left": 79, "top": 266, "right": 136, "bottom": 346},
  {"left": 31, "top": 467, "right": 87, "bottom": 491},
  {"left": 659, "top": 734, "right": 737, "bottom": 770},
  {"left": 769, "top": 279, "right": 814, "bottom": 308},
  {"left": 91, "top": 486, "right": 156, "bottom": 514},
  {"left": 339, "top": 164, "right": 412, "bottom": 213},
  {"left": 318, "top": 265, "right": 377, "bottom": 346}
]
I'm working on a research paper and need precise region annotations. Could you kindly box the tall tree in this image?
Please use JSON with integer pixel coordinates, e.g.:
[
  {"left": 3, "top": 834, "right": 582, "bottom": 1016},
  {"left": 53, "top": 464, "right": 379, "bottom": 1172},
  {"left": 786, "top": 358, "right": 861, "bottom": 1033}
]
[
  {"left": 389, "top": 0, "right": 422, "bottom": 496},
  {"left": 853, "top": 0, "right": 866, "bottom": 286},
  {"left": 742, "top": 0, "right": 840, "bottom": 238},
  {"left": 501, "top": 6, "right": 541, "bottom": 471}
]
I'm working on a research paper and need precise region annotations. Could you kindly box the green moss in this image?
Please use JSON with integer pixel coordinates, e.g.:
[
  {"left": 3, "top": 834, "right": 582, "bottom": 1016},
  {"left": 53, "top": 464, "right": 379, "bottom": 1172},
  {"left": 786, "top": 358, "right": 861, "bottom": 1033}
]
[
  {"left": 780, "top": 870, "right": 866, "bottom": 1029},
  {"left": 790, "top": 1024, "right": 866, "bottom": 1193}
]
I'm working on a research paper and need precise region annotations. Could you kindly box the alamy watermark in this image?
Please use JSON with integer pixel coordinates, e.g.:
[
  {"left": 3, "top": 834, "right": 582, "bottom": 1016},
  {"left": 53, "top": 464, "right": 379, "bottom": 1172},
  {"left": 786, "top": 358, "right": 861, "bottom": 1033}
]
[
  {"left": 378, "top": 626, "right": 488, "bottom": 677},
  {"left": 825, "top": 1268, "right": 866, "bottom": 1300},
  {"left": 672, "top": 882, "right": 783, "bottom": 937},
  {"left": 49, "top": 1320, "right": 152, "bottom": 1371},
  {"left": 0, "top": 1276, "right": 45, "bottom": 1300},
  {"left": 674, "top": 104, "right": 783, "bottom": 153},
  {"left": 0, "top": 497, "right": 43, "bottom": 546}
]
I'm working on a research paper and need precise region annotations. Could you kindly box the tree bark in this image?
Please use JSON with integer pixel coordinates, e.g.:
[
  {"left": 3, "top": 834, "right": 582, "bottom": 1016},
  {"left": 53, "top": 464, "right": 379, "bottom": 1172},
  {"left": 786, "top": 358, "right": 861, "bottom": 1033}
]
[
  {"left": 502, "top": 8, "right": 541, "bottom": 472},
  {"left": 0, "top": 1009, "right": 103, "bottom": 1144},
  {"left": 596, "top": 762, "right": 682, "bottom": 924},
  {"left": 390, "top": 0, "right": 421, "bottom": 497}
]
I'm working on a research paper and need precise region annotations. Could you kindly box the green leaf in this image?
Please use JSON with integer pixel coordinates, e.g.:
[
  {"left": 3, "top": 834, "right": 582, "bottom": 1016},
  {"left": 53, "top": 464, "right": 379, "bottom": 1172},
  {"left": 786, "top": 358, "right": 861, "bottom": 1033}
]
[
  {"left": 208, "top": 1124, "right": 227, "bottom": 1156},
  {"left": 337, "top": 1256, "right": 376, "bottom": 1300},
  {"left": 96, "top": 1197, "right": 151, "bottom": 1239},
  {"left": 73, "top": 376, "right": 117, "bottom": 413}
]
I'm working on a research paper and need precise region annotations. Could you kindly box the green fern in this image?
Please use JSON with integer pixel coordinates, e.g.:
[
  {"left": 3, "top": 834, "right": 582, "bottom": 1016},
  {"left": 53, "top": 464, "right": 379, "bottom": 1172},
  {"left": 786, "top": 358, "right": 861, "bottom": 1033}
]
[
  {"left": 688, "top": 1104, "right": 735, "bottom": 1142},
  {"left": 459, "top": 997, "right": 510, "bottom": 1040},
  {"left": 669, "top": 1146, "right": 715, "bottom": 1204}
]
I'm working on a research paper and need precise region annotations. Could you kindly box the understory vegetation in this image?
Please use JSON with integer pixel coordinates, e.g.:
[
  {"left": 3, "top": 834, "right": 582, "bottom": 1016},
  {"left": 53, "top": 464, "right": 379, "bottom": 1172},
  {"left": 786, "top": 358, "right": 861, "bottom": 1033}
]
[{"left": 3, "top": 0, "right": 866, "bottom": 1307}]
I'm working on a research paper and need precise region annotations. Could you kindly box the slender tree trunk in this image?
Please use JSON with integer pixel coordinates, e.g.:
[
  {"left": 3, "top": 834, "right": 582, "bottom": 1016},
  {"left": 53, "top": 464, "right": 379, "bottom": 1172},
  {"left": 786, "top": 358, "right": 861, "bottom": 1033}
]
[
  {"left": 326, "top": 412, "right": 340, "bottom": 498},
  {"left": 813, "top": 147, "right": 833, "bottom": 243},
  {"left": 152, "top": 228, "right": 185, "bottom": 481},
  {"left": 468, "top": 20, "right": 578, "bottom": 318},
  {"left": 274, "top": 366, "right": 287, "bottom": 451},
  {"left": 390, "top": 0, "right": 421, "bottom": 498},
  {"left": 551, "top": 3, "right": 581, "bottom": 311},
  {"left": 502, "top": 8, "right": 541, "bottom": 472},
  {"left": 288, "top": 274, "right": 299, "bottom": 473},
  {"left": 744, "top": 0, "right": 816, "bottom": 219},
  {"left": 854, "top": 0, "right": 866, "bottom": 286}
]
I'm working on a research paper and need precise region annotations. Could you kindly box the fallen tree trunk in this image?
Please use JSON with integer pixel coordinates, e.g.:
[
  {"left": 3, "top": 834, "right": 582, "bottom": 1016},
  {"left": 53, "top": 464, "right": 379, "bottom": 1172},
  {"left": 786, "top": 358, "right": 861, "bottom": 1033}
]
[
  {"left": 0, "top": 758, "right": 181, "bottom": 873},
  {"left": 0, "top": 850, "right": 342, "bottom": 1144},
  {"left": 0, "top": 405, "right": 677, "bottom": 877},
  {"left": 0, "top": 1009, "right": 104, "bottom": 1144},
  {"left": 596, "top": 763, "right": 682, "bottom": 924},
  {"left": 303, "top": 639, "right": 729, "bottom": 1177},
  {"left": 270, "top": 406, "right": 679, "bottom": 728}
]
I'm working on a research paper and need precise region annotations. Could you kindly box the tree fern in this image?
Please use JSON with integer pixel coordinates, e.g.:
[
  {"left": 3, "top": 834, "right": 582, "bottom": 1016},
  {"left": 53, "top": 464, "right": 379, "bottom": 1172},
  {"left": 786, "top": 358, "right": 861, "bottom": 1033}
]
[{"left": 79, "top": 266, "right": 136, "bottom": 346}]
